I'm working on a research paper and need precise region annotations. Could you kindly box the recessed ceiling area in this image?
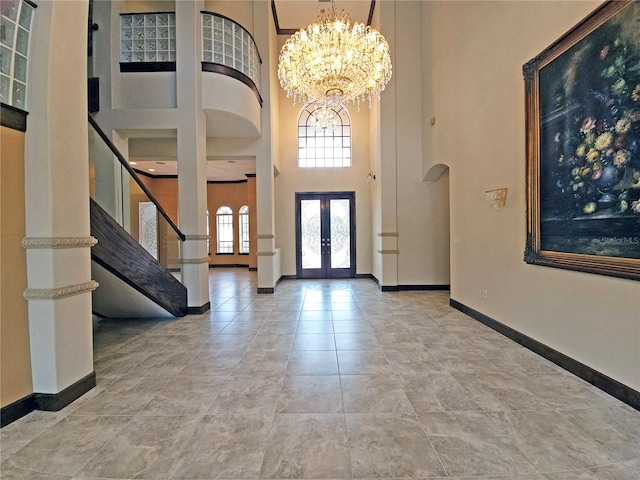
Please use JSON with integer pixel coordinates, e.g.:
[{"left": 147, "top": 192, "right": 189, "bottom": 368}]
[
  {"left": 130, "top": 157, "right": 256, "bottom": 182},
  {"left": 272, "top": 0, "right": 374, "bottom": 33},
  {"left": 125, "top": 134, "right": 256, "bottom": 182}
]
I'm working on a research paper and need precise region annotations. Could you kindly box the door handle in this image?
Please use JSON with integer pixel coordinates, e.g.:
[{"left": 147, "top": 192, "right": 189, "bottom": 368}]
[{"left": 321, "top": 237, "right": 331, "bottom": 254}]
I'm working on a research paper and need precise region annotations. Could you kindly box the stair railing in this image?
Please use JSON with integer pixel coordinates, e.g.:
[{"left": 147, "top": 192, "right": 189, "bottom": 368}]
[{"left": 88, "top": 113, "right": 185, "bottom": 280}]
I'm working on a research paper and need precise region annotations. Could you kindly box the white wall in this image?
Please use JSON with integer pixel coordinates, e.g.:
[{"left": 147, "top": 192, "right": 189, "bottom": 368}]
[
  {"left": 204, "top": 0, "right": 254, "bottom": 32},
  {"left": 122, "top": 73, "right": 177, "bottom": 109},
  {"left": 394, "top": 1, "right": 450, "bottom": 286},
  {"left": 275, "top": 95, "right": 373, "bottom": 276},
  {"left": 369, "top": 98, "right": 382, "bottom": 282},
  {"left": 370, "top": 1, "right": 451, "bottom": 287},
  {"left": 427, "top": 0, "right": 640, "bottom": 391},
  {"left": 272, "top": 1, "right": 451, "bottom": 285}
]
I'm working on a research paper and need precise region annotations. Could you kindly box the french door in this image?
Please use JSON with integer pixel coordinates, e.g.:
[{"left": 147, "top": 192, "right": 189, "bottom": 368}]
[{"left": 296, "top": 192, "right": 356, "bottom": 279}]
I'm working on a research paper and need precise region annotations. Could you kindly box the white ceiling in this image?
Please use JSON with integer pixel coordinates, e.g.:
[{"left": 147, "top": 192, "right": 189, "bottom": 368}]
[
  {"left": 126, "top": 1, "right": 375, "bottom": 182},
  {"left": 130, "top": 157, "right": 256, "bottom": 182}
]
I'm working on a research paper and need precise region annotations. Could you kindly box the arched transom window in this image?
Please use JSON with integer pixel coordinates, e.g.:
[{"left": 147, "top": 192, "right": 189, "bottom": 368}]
[
  {"left": 298, "top": 105, "right": 351, "bottom": 168},
  {"left": 239, "top": 205, "right": 249, "bottom": 254},
  {"left": 216, "top": 206, "right": 233, "bottom": 253}
]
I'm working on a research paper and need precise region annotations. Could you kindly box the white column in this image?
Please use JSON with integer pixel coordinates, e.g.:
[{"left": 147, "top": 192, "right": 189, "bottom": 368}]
[
  {"left": 176, "top": 0, "right": 210, "bottom": 311},
  {"left": 254, "top": 0, "right": 279, "bottom": 292},
  {"left": 23, "top": 0, "right": 96, "bottom": 399},
  {"left": 376, "top": 0, "right": 399, "bottom": 289}
]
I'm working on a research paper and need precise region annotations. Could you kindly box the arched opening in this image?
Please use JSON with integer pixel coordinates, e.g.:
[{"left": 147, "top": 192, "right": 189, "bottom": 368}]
[{"left": 425, "top": 163, "right": 452, "bottom": 290}]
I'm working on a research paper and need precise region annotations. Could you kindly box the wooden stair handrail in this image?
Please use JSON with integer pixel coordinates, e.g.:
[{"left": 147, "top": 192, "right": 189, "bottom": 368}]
[{"left": 88, "top": 113, "right": 185, "bottom": 242}]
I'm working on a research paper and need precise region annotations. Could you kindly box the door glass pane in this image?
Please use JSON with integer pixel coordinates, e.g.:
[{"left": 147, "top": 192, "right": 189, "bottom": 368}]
[
  {"left": 139, "top": 201, "right": 158, "bottom": 258},
  {"left": 330, "top": 199, "right": 350, "bottom": 268},
  {"left": 301, "top": 199, "right": 321, "bottom": 269}
]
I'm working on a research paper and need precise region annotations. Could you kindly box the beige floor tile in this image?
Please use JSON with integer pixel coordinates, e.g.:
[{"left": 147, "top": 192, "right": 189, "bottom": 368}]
[
  {"left": 139, "top": 375, "right": 229, "bottom": 415},
  {"left": 75, "top": 415, "right": 199, "bottom": 479},
  {"left": 292, "top": 333, "right": 336, "bottom": 351},
  {"left": 418, "top": 410, "right": 539, "bottom": 477},
  {"left": 337, "top": 350, "right": 393, "bottom": 375},
  {"left": 5, "top": 415, "right": 132, "bottom": 476},
  {"left": 4, "top": 270, "right": 638, "bottom": 480},
  {"left": 276, "top": 375, "right": 343, "bottom": 413},
  {"left": 400, "top": 373, "right": 480, "bottom": 413},
  {"left": 260, "top": 413, "right": 351, "bottom": 478},
  {"left": 341, "top": 374, "right": 414, "bottom": 414},
  {"left": 286, "top": 350, "right": 339, "bottom": 375},
  {"left": 346, "top": 412, "right": 447, "bottom": 478},
  {"left": 208, "top": 376, "right": 283, "bottom": 415},
  {"left": 561, "top": 406, "right": 640, "bottom": 462},
  {"left": 168, "top": 414, "right": 271, "bottom": 479},
  {"left": 489, "top": 410, "right": 621, "bottom": 473}
]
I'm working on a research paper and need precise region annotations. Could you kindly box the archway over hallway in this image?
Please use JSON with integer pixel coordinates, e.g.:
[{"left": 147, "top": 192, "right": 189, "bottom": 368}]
[
  {"left": 425, "top": 162, "right": 451, "bottom": 289},
  {"left": 424, "top": 163, "right": 449, "bottom": 182}
]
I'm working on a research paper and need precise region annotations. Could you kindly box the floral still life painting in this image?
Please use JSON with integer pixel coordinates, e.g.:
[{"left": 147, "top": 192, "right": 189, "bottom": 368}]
[{"left": 524, "top": 0, "right": 640, "bottom": 280}]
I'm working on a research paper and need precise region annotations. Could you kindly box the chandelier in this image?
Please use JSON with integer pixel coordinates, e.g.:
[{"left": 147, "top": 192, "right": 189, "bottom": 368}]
[
  {"left": 277, "top": 0, "right": 392, "bottom": 113},
  {"left": 309, "top": 103, "right": 340, "bottom": 131}
]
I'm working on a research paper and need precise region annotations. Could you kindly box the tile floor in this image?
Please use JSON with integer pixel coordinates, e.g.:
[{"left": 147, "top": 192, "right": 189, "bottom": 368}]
[{"left": 2, "top": 269, "right": 640, "bottom": 479}]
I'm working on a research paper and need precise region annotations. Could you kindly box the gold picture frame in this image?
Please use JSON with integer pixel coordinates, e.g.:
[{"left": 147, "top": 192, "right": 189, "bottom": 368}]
[{"left": 524, "top": 0, "right": 640, "bottom": 281}]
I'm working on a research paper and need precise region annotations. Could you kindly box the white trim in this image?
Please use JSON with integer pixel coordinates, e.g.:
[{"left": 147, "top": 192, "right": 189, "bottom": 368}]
[
  {"left": 23, "top": 281, "right": 99, "bottom": 300},
  {"left": 179, "top": 257, "right": 210, "bottom": 264},
  {"left": 22, "top": 236, "right": 98, "bottom": 249}
]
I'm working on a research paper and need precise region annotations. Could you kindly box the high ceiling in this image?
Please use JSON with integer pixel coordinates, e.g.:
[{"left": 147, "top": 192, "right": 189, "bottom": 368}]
[
  {"left": 128, "top": 1, "right": 376, "bottom": 182},
  {"left": 272, "top": 0, "right": 375, "bottom": 34}
]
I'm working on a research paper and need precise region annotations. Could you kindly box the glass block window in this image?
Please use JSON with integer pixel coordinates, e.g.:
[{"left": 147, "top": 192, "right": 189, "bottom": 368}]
[
  {"left": 216, "top": 205, "right": 233, "bottom": 253},
  {"left": 121, "top": 13, "right": 175, "bottom": 63},
  {"left": 202, "top": 13, "right": 260, "bottom": 92},
  {"left": 0, "top": 0, "right": 34, "bottom": 109},
  {"left": 239, "top": 205, "right": 249, "bottom": 254},
  {"left": 298, "top": 105, "right": 352, "bottom": 168}
]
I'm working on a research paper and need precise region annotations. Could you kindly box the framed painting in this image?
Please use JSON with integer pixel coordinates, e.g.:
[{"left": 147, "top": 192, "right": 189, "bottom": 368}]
[{"left": 524, "top": 0, "right": 640, "bottom": 281}]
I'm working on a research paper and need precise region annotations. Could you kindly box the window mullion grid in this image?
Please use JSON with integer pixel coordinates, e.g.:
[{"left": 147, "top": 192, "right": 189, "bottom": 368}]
[
  {"left": 1, "top": 4, "right": 17, "bottom": 105},
  {"left": 1, "top": 1, "right": 33, "bottom": 108},
  {"left": 297, "top": 105, "right": 351, "bottom": 168}
]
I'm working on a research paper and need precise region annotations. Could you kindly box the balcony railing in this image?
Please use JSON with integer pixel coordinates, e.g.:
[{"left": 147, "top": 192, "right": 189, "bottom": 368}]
[
  {"left": 201, "top": 12, "right": 260, "bottom": 90},
  {"left": 201, "top": 12, "right": 261, "bottom": 102},
  {"left": 118, "top": 11, "right": 261, "bottom": 102}
]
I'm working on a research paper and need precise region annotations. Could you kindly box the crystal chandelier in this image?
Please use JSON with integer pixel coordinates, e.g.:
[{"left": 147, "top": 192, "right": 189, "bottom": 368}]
[
  {"left": 309, "top": 103, "right": 340, "bottom": 131},
  {"left": 277, "top": 0, "right": 392, "bottom": 113}
]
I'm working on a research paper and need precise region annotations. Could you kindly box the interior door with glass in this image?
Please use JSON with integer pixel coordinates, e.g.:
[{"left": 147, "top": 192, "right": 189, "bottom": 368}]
[{"left": 296, "top": 192, "right": 356, "bottom": 278}]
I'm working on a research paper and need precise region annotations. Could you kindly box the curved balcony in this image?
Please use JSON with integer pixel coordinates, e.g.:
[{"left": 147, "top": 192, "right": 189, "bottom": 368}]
[
  {"left": 117, "top": 11, "right": 261, "bottom": 136},
  {"left": 201, "top": 12, "right": 262, "bottom": 137},
  {"left": 201, "top": 12, "right": 261, "bottom": 102}
]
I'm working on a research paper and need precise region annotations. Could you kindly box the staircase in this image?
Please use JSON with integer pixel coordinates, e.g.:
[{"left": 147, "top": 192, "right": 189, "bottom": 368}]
[
  {"left": 89, "top": 114, "right": 187, "bottom": 318},
  {"left": 90, "top": 199, "right": 187, "bottom": 317}
]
